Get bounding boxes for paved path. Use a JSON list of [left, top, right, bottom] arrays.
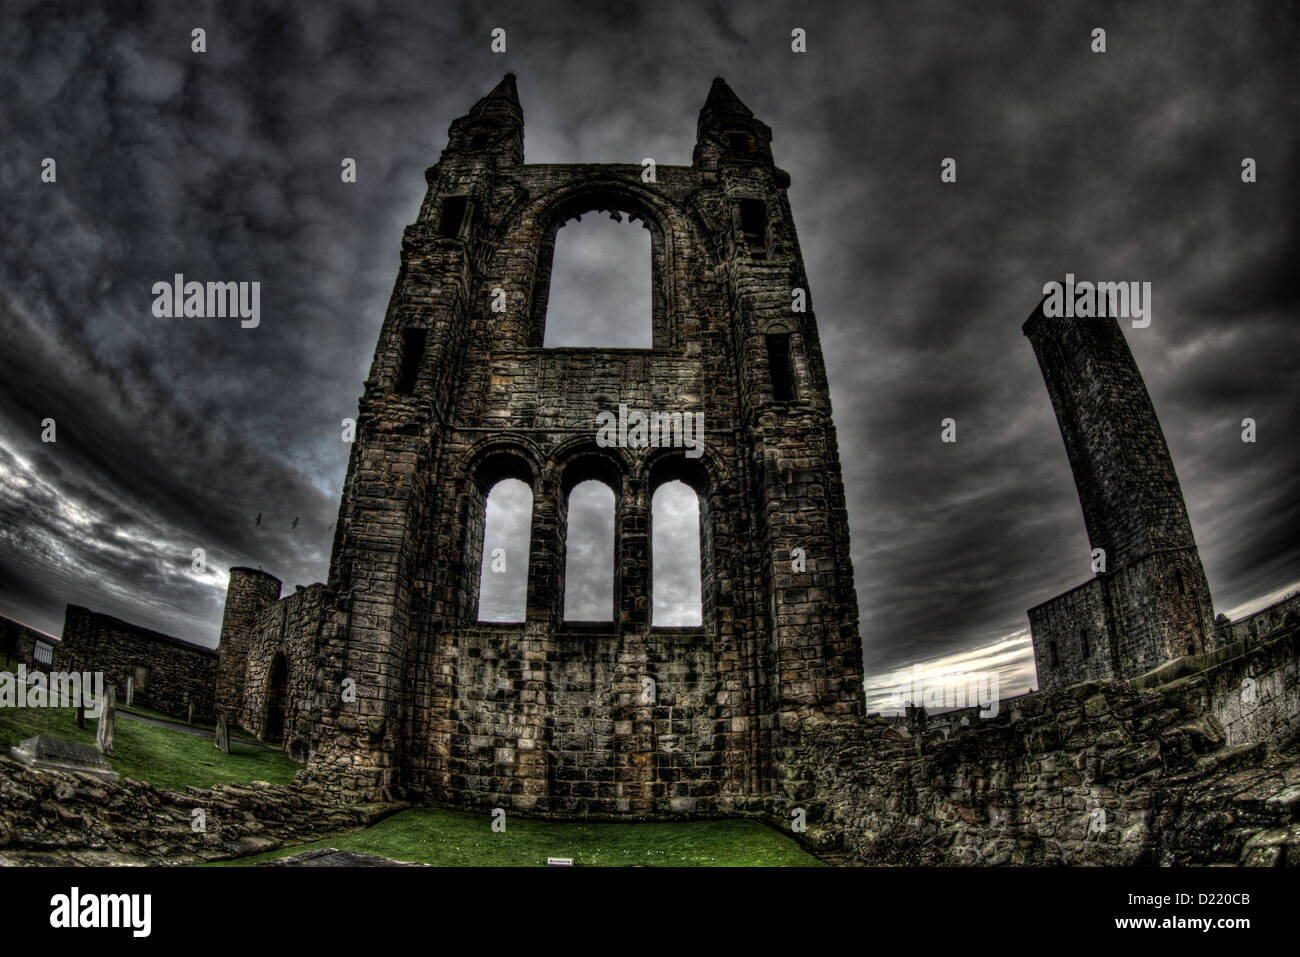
[[116, 709, 277, 750]]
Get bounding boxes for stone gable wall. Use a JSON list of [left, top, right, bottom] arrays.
[[56, 606, 217, 721]]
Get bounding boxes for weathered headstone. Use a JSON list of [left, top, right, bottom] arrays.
[[215, 715, 229, 753], [125, 676, 134, 707], [187, 702, 195, 725], [95, 685, 116, 756], [10, 735, 119, 783]]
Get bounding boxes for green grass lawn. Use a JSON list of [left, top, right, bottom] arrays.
[[115, 702, 259, 741], [3, 661, 820, 867], [215, 804, 823, 867], [0, 696, 299, 792]]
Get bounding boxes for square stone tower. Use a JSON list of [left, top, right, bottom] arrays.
[[1024, 300, 1217, 692], [300, 75, 865, 811]]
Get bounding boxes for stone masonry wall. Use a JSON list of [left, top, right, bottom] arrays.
[[0, 754, 391, 866], [1219, 591, 1300, 644], [301, 76, 866, 808], [408, 625, 726, 815], [215, 568, 283, 725], [782, 623, 1300, 866], [57, 606, 217, 721], [1023, 302, 1218, 687], [1028, 578, 1114, 692], [239, 583, 323, 755]]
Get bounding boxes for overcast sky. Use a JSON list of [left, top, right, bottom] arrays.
[[1, 0, 1296, 713]]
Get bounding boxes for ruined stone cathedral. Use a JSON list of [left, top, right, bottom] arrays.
[[214, 74, 866, 811]]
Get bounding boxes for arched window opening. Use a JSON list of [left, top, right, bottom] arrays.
[[543, 213, 652, 348], [652, 481, 702, 626], [563, 480, 616, 621], [476, 478, 532, 622]]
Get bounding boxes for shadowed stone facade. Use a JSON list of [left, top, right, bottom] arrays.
[[1023, 301, 1219, 692], [217, 74, 865, 810], [57, 606, 217, 721], [215, 570, 320, 755]]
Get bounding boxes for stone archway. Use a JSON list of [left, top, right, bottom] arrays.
[[264, 651, 288, 744]]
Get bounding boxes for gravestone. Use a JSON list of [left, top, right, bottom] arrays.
[[187, 702, 195, 725], [215, 716, 229, 753], [95, 685, 116, 756], [76, 705, 85, 730], [125, 676, 134, 707], [11, 735, 119, 783]]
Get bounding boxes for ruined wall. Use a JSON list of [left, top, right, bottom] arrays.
[[409, 625, 727, 815], [1028, 578, 1114, 692], [238, 583, 323, 755], [215, 568, 283, 724], [302, 75, 866, 807], [56, 606, 217, 720], [1107, 550, 1217, 669], [787, 623, 1300, 866], [1218, 591, 1300, 644], [0, 754, 388, 866], [1023, 302, 1218, 688]]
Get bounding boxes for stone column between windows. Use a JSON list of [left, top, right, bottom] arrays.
[[619, 475, 650, 631]]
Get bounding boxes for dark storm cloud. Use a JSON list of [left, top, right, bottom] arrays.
[[0, 1, 1295, 702]]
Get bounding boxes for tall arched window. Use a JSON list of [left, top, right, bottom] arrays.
[[563, 480, 616, 621], [542, 213, 652, 348], [652, 480, 702, 626], [476, 478, 532, 622]]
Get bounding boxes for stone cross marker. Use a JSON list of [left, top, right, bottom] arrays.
[[215, 715, 230, 754], [187, 702, 195, 725], [125, 676, 134, 707], [95, 685, 116, 756]]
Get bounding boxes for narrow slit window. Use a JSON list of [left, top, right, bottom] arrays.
[[1049, 640, 1059, 668], [396, 328, 427, 394], [440, 196, 468, 239], [1079, 627, 1089, 657], [766, 334, 795, 401], [1175, 569, 1185, 595], [739, 199, 768, 259]]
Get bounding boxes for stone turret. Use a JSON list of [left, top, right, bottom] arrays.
[[215, 567, 281, 721]]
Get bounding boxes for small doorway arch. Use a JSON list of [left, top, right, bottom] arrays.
[[264, 652, 289, 744]]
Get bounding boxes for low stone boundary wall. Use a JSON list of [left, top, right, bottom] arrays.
[[0, 756, 396, 866], [777, 625, 1300, 865]]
